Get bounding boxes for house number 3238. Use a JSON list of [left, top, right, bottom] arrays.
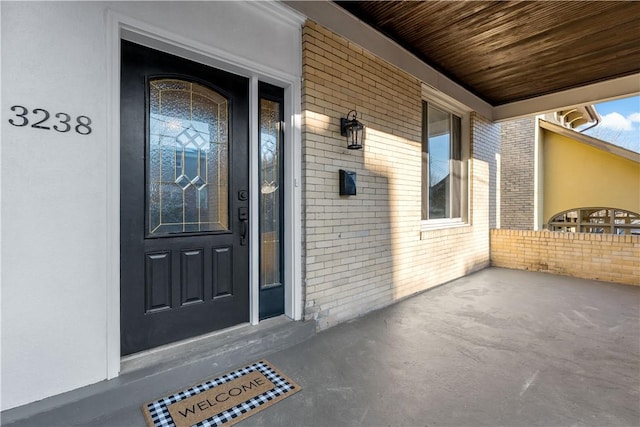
[[8, 105, 92, 135]]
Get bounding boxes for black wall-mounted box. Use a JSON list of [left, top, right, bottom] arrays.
[[339, 169, 357, 196]]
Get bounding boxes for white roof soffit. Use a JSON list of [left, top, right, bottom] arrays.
[[494, 75, 640, 122], [282, 1, 640, 122]]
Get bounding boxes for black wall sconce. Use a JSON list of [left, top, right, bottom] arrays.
[[340, 110, 364, 150]]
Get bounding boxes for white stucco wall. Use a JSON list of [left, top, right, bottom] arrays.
[[1, 1, 302, 410]]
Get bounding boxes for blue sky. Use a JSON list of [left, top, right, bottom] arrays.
[[582, 95, 640, 153]]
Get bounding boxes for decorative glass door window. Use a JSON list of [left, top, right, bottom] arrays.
[[259, 97, 283, 289], [147, 79, 229, 235]]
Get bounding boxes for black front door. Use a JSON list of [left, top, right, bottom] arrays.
[[120, 40, 249, 356]]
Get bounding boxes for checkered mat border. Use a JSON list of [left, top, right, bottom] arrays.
[[142, 360, 300, 427]]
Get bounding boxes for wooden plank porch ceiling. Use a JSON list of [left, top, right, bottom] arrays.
[[335, 1, 640, 106]]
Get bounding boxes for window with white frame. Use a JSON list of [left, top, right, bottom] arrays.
[[421, 100, 468, 226]]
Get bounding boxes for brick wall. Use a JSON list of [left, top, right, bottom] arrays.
[[500, 117, 536, 229], [302, 20, 500, 330], [491, 229, 640, 286], [472, 113, 501, 229]]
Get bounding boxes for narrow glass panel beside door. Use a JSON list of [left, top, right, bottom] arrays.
[[259, 98, 282, 288], [258, 82, 285, 319]]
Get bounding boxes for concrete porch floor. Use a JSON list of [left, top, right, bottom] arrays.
[[3, 267, 639, 426]]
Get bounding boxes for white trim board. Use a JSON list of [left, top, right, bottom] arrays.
[[495, 75, 640, 122]]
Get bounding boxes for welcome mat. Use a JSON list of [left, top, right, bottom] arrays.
[[142, 360, 301, 427]]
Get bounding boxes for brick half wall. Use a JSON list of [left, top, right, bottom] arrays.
[[490, 229, 640, 285]]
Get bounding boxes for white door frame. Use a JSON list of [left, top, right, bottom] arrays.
[[106, 7, 303, 379]]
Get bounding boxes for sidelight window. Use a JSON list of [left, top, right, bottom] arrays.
[[259, 92, 284, 289]]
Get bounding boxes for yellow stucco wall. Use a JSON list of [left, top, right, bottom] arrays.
[[542, 129, 640, 224]]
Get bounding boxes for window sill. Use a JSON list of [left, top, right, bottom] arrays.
[[420, 219, 468, 232], [420, 220, 471, 240]]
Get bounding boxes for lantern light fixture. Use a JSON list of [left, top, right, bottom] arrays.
[[340, 109, 364, 150]]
